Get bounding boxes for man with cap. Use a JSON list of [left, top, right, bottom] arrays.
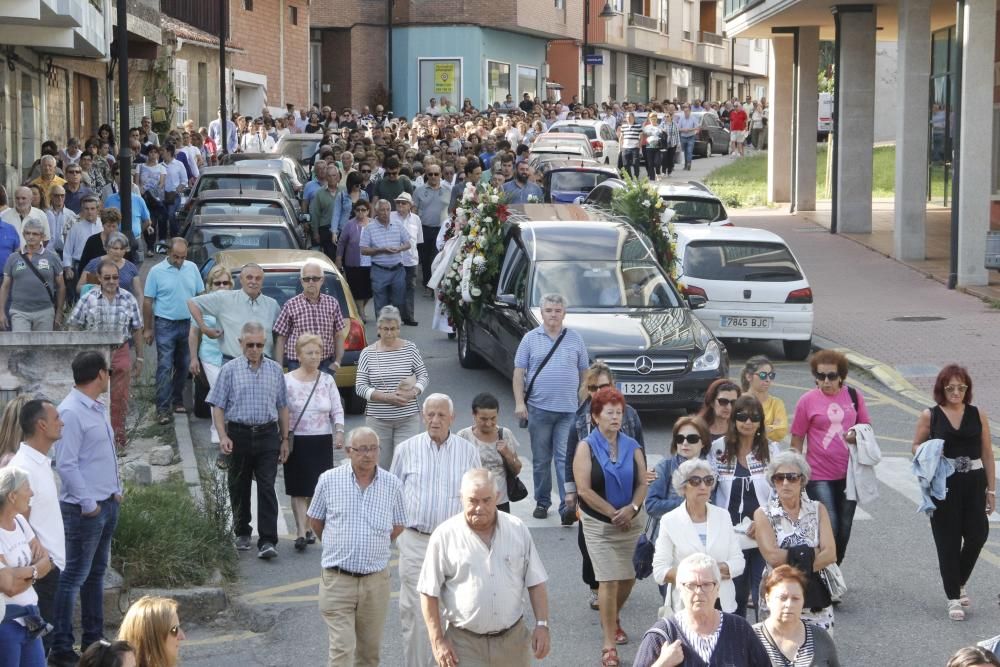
[[390, 193, 423, 327]]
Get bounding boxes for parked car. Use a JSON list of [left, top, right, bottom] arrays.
[[219, 153, 309, 191], [273, 133, 324, 167], [545, 120, 621, 166], [528, 132, 595, 160], [183, 165, 302, 218], [818, 92, 834, 140], [540, 160, 619, 203], [197, 249, 368, 413], [585, 179, 732, 227], [185, 215, 305, 268], [179, 189, 308, 235], [690, 111, 731, 157], [457, 209, 728, 411], [674, 226, 814, 360]]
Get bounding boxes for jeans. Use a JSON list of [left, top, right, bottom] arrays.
[[806, 479, 857, 565], [732, 547, 766, 620], [680, 136, 696, 166], [579, 520, 597, 590], [370, 264, 405, 318], [51, 498, 120, 657], [0, 620, 45, 667], [622, 148, 641, 179], [154, 317, 191, 415], [643, 146, 660, 180], [227, 422, 280, 547], [34, 566, 60, 655], [402, 265, 418, 322], [526, 405, 574, 513]]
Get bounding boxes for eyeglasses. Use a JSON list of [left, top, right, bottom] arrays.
[[360, 169, 372, 174], [349, 446, 379, 455], [735, 411, 763, 423], [814, 371, 840, 382], [673, 433, 702, 445], [945, 384, 969, 394], [715, 397, 734, 407], [772, 472, 803, 484], [301, 276, 323, 282], [755, 371, 777, 381], [684, 475, 715, 487], [244, 342, 265, 349], [680, 581, 717, 592], [212, 280, 231, 287], [587, 383, 612, 392]]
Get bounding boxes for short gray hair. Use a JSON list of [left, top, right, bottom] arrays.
[[766, 450, 811, 486], [105, 232, 130, 250], [374, 198, 392, 212], [461, 468, 499, 495], [240, 321, 265, 338], [0, 467, 30, 510], [377, 305, 402, 326], [40, 155, 56, 166], [542, 293, 567, 309], [299, 259, 325, 278], [347, 426, 379, 448], [22, 218, 46, 235], [423, 393, 454, 415], [676, 553, 722, 585], [672, 458, 715, 495]]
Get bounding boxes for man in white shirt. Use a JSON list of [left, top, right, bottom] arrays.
[[390, 394, 481, 667], [62, 195, 102, 290], [1, 186, 50, 245], [242, 119, 276, 153], [46, 186, 77, 257], [391, 193, 423, 327], [9, 398, 67, 655], [418, 469, 550, 667], [161, 145, 188, 235], [425, 98, 442, 116], [208, 111, 238, 154]]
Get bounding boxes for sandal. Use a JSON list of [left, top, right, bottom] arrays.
[[960, 586, 971, 607], [173, 405, 187, 414], [158, 414, 171, 426], [948, 599, 966, 621], [601, 647, 620, 667]]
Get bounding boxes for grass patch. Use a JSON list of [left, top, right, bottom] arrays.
[[112, 477, 237, 588]]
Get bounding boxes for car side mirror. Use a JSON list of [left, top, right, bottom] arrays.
[[573, 196, 585, 205], [687, 294, 707, 310], [299, 212, 311, 223], [497, 294, 518, 308]]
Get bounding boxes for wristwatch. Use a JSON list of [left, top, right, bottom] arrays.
[[631, 503, 640, 515], [536, 620, 548, 628], [30, 566, 37, 584]]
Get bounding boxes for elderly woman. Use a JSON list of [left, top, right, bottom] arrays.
[[565, 362, 646, 609], [711, 394, 780, 619], [0, 467, 54, 667], [641, 112, 662, 180], [356, 305, 429, 469], [457, 392, 522, 514], [572, 387, 647, 667], [753, 450, 837, 632], [911, 364, 994, 621], [284, 333, 346, 552], [336, 199, 372, 321], [117, 595, 185, 667], [0, 218, 65, 332], [654, 458, 745, 617], [189, 264, 232, 447], [634, 554, 769, 667], [699, 379, 741, 443], [752, 565, 840, 666], [80, 230, 141, 301], [791, 350, 870, 566], [741, 355, 788, 442]]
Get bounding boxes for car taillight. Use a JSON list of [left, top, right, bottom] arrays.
[[721, 222, 734, 227], [590, 140, 604, 154], [344, 319, 367, 351], [684, 285, 708, 299], [786, 287, 813, 304]]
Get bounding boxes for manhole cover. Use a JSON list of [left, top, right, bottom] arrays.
[[889, 316, 946, 322]]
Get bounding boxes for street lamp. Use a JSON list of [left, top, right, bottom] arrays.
[[583, 1, 618, 107]]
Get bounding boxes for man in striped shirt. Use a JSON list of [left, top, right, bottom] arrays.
[[390, 394, 481, 667]]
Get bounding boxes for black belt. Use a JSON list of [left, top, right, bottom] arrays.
[[456, 617, 523, 638], [408, 527, 432, 536], [155, 316, 191, 323], [227, 421, 277, 433], [326, 565, 380, 578], [372, 263, 402, 270]]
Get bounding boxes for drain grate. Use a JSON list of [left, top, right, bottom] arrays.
[[889, 316, 946, 322]]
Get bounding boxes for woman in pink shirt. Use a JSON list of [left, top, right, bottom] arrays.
[[790, 349, 870, 567]]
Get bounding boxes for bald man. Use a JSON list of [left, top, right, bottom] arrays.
[[0, 186, 50, 246]]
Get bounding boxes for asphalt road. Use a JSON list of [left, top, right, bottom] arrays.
[[174, 289, 1000, 667]]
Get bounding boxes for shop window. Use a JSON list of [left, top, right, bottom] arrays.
[[487, 61, 511, 106], [517, 66, 538, 101]]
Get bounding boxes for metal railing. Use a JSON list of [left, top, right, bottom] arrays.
[[682, 30, 692, 40], [628, 12, 659, 31], [699, 31, 724, 46]]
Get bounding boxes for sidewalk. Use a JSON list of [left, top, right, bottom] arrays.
[[734, 208, 1000, 420]]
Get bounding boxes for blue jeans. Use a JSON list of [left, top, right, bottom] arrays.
[[622, 148, 641, 179], [0, 619, 45, 667], [51, 499, 120, 657], [680, 136, 696, 165], [526, 405, 574, 513], [733, 547, 766, 620], [154, 317, 191, 415], [806, 479, 856, 565], [370, 264, 405, 317]]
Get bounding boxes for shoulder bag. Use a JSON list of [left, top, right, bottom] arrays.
[[288, 373, 322, 456], [17, 252, 56, 306], [500, 427, 529, 502], [632, 516, 657, 579], [519, 329, 567, 428]]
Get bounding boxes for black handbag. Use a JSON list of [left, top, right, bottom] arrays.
[[632, 517, 656, 579], [500, 427, 528, 502]]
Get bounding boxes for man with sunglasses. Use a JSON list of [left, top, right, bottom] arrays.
[[61, 163, 93, 215], [273, 259, 347, 373], [413, 159, 452, 286]]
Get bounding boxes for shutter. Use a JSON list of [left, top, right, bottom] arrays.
[[628, 56, 649, 77]]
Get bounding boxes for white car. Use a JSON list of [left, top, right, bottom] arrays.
[[585, 179, 733, 227], [529, 132, 595, 160], [674, 226, 814, 360], [545, 120, 621, 167]]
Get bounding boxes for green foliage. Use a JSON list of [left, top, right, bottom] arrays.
[[610, 171, 680, 287]]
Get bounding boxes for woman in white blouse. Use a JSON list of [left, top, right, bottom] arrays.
[[653, 458, 745, 615], [284, 334, 345, 552]]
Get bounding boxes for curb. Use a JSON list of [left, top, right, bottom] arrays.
[[173, 412, 204, 504]]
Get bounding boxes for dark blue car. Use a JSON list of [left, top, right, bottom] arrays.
[[540, 160, 620, 204]]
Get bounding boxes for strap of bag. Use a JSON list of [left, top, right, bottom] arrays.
[[18, 252, 55, 305], [847, 385, 859, 413], [524, 329, 567, 402], [500, 427, 517, 475], [291, 373, 322, 435]]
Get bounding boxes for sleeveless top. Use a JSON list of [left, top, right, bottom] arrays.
[[580, 446, 641, 524], [930, 405, 982, 459]]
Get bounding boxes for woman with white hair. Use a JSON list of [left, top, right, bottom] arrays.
[[633, 553, 769, 667], [753, 450, 837, 632], [0, 466, 54, 667], [653, 458, 745, 616]]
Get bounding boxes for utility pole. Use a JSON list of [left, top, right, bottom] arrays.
[[116, 0, 134, 250], [219, 0, 229, 155]]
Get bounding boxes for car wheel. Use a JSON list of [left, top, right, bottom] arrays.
[[342, 389, 367, 415], [458, 320, 488, 369], [783, 338, 812, 361], [705, 140, 713, 156]]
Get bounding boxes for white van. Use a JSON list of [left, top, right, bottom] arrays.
[[818, 92, 833, 139]]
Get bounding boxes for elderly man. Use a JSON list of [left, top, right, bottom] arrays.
[[513, 293, 589, 521], [273, 259, 346, 372], [308, 162, 338, 259], [391, 394, 481, 667], [62, 194, 102, 302], [29, 154, 66, 209], [189, 261, 279, 362], [391, 192, 422, 326], [419, 469, 550, 667], [361, 199, 410, 317], [46, 185, 77, 258], [308, 427, 407, 667], [208, 321, 290, 559], [0, 218, 65, 331], [144, 238, 204, 422], [1, 185, 50, 245], [412, 159, 450, 286], [502, 161, 544, 204], [303, 159, 328, 209], [66, 258, 144, 447], [61, 162, 94, 215]]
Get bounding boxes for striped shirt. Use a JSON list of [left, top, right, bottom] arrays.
[[359, 218, 411, 267], [619, 123, 643, 149], [272, 293, 347, 362], [390, 432, 481, 533], [207, 356, 288, 425], [677, 611, 723, 663], [307, 465, 407, 573], [356, 341, 429, 420], [753, 621, 816, 666], [514, 326, 589, 413]]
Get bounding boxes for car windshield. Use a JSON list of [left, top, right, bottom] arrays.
[[278, 139, 321, 161], [549, 171, 614, 192], [196, 175, 279, 193], [683, 241, 804, 281], [661, 197, 726, 223], [530, 260, 680, 308], [193, 201, 289, 219], [233, 270, 349, 314], [552, 125, 597, 139], [189, 227, 296, 263]]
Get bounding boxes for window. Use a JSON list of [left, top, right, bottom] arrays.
[[487, 61, 511, 106], [554, 0, 565, 7], [418, 59, 462, 113], [289, 5, 298, 25], [683, 241, 804, 282], [173, 59, 189, 126], [242, 0, 253, 10], [517, 65, 538, 102]]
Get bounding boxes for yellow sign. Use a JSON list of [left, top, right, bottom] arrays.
[[434, 63, 456, 94]]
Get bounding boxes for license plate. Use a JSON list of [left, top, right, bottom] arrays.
[[721, 316, 772, 329], [617, 381, 674, 395]]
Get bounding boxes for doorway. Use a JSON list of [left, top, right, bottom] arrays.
[[73, 73, 97, 141]]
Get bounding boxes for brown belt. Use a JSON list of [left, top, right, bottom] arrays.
[[455, 617, 523, 638]]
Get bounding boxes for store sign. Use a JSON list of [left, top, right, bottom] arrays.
[[584, 54, 604, 65], [435, 63, 455, 93]]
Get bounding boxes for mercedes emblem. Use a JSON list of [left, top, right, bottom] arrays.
[[634, 356, 654, 375]]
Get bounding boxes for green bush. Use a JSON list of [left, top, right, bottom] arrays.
[[112, 478, 237, 588]]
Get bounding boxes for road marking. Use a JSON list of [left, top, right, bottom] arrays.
[[182, 631, 260, 647], [243, 577, 321, 600]]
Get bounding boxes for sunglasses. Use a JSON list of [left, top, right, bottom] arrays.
[[945, 384, 969, 394], [244, 342, 265, 349], [814, 371, 840, 382], [360, 169, 372, 174], [587, 383, 612, 392], [684, 475, 716, 487], [673, 433, 702, 445], [212, 280, 231, 287], [100, 275, 120, 281], [772, 472, 802, 484], [301, 276, 323, 282], [715, 397, 735, 407], [755, 371, 777, 381], [735, 411, 763, 423]]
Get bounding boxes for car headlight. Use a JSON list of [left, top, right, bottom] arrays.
[[690, 318, 713, 348], [693, 339, 722, 372]]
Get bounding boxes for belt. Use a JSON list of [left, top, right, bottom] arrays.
[[155, 316, 191, 323], [408, 527, 432, 536], [326, 565, 380, 578], [947, 456, 984, 473], [456, 617, 523, 638], [227, 421, 278, 433], [372, 263, 402, 270]]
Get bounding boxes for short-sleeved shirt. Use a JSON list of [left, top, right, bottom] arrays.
[[207, 356, 287, 424], [360, 219, 411, 268], [514, 326, 589, 413], [192, 289, 280, 359], [66, 288, 143, 342], [84, 258, 139, 294], [163, 159, 188, 193], [502, 179, 544, 204], [3, 249, 62, 312], [791, 386, 870, 481], [104, 192, 151, 238], [372, 176, 414, 209], [0, 221, 22, 270], [144, 260, 204, 320], [0, 516, 38, 606], [137, 163, 165, 198], [272, 293, 346, 361], [412, 183, 452, 228], [729, 109, 748, 132]]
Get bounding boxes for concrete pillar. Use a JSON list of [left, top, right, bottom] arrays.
[[894, 0, 931, 261], [767, 35, 793, 204], [833, 6, 876, 233], [956, 0, 997, 286], [794, 27, 820, 212]]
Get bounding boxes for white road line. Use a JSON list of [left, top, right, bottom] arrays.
[[875, 456, 1000, 522]]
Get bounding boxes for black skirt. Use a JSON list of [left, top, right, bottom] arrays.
[[283, 433, 333, 497], [345, 265, 372, 300]]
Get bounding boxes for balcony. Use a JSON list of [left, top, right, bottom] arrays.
[[628, 12, 659, 31], [699, 30, 724, 46], [0, 0, 107, 58], [697, 41, 728, 67], [626, 12, 668, 53]]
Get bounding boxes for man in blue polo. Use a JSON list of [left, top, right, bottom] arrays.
[[360, 198, 411, 316], [512, 293, 588, 520]]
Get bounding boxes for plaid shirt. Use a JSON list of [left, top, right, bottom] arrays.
[[272, 293, 346, 361], [66, 288, 142, 343], [207, 356, 288, 425]]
